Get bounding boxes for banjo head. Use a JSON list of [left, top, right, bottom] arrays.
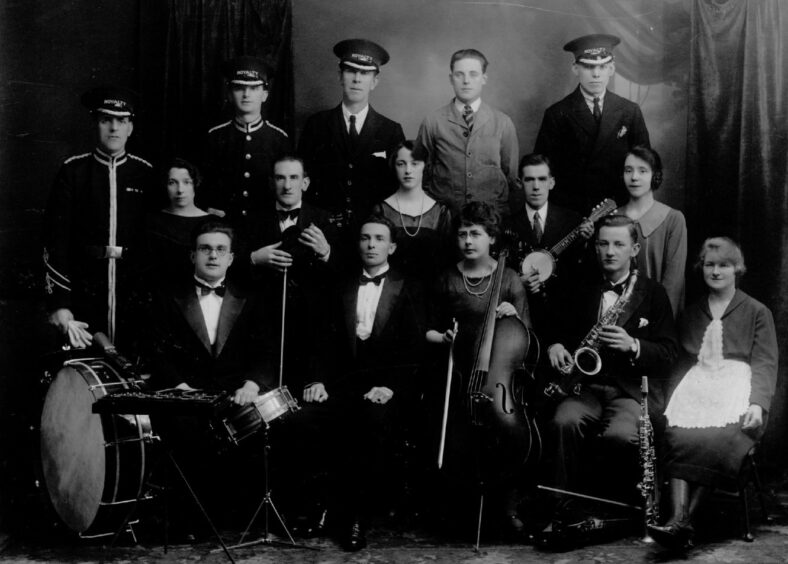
[[521, 250, 556, 282]]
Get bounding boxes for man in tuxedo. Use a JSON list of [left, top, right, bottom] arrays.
[[298, 39, 405, 239], [285, 215, 422, 551], [246, 154, 337, 391], [544, 215, 677, 516], [505, 153, 593, 334], [534, 34, 650, 214]]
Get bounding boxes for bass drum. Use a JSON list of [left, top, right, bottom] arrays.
[[39, 357, 152, 537]]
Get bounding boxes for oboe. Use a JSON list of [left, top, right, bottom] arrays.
[[637, 375, 659, 542]]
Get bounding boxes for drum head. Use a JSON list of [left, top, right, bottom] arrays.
[[40, 365, 105, 533]]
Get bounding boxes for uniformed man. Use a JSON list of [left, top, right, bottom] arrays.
[[202, 56, 290, 229], [298, 39, 405, 243], [414, 48, 519, 218], [44, 86, 154, 349], [534, 34, 650, 215]]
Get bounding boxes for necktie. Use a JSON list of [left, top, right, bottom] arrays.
[[592, 97, 601, 123], [532, 211, 543, 244], [462, 104, 474, 130], [349, 114, 359, 149], [277, 208, 300, 222], [359, 272, 386, 286], [602, 281, 624, 295], [196, 281, 226, 297]]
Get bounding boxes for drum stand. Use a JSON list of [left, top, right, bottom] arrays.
[[217, 425, 317, 552]]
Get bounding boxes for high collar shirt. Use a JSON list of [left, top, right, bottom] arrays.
[[356, 264, 390, 341], [195, 275, 225, 345], [342, 103, 370, 134]]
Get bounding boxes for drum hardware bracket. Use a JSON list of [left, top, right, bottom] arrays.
[[79, 519, 139, 541]]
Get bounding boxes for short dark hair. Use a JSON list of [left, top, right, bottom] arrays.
[[595, 214, 638, 245], [192, 220, 235, 251], [450, 49, 489, 73], [360, 214, 397, 245], [454, 201, 500, 239], [163, 157, 202, 190], [272, 153, 308, 177], [625, 145, 663, 190], [695, 236, 746, 277], [518, 153, 553, 178], [388, 139, 427, 172]]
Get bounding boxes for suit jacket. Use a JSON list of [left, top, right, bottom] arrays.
[[415, 101, 519, 218], [327, 268, 423, 397], [551, 273, 678, 412], [298, 105, 404, 229], [534, 87, 650, 214], [150, 280, 276, 393]]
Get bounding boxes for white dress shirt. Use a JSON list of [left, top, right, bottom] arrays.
[[525, 202, 548, 232], [454, 97, 482, 115], [342, 103, 370, 134], [581, 89, 606, 115], [356, 265, 389, 341], [600, 271, 630, 316], [275, 201, 302, 232], [195, 275, 225, 345]]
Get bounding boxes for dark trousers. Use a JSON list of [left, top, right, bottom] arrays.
[[546, 382, 640, 496]]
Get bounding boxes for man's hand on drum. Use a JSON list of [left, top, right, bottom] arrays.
[[48, 308, 92, 348], [364, 386, 393, 405], [303, 382, 328, 403], [233, 380, 260, 405]]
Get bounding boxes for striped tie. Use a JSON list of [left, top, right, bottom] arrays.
[[463, 104, 474, 130]]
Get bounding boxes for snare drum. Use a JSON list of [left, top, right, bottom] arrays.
[[212, 400, 263, 446], [254, 386, 299, 426], [39, 357, 152, 537]]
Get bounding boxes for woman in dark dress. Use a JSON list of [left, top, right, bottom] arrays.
[[147, 158, 211, 286], [426, 201, 531, 534], [649, 237, 778, 549], [372, 140, 453, 286]]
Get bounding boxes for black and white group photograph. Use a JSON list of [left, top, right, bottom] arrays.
[[1, 0, 788, 562]]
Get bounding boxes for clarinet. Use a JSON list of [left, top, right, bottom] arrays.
[[637, 376, 659, 540]]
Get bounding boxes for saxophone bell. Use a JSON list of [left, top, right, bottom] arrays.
[[574, 346, 602, 376]]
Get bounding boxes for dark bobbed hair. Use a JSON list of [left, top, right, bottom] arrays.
[[450, 48, 489, 73], [360, 213, 398, 245], [625, 145, 663, 190], [272, 153, 309, 177], [694, 236, 747, 277], [388, 140, 427, 172], [454, 201, 501, 239], [518, 153, 553, 178], [595, 214, 638, 245], [164, 157, 202, 190], [191, 220, 235, 251]]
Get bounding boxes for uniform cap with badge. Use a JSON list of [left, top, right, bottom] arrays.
[[81, 86, 139, 118], [564, 34, 620, 66], [333, 38, 390, 72], [222, 56, 272, 88]]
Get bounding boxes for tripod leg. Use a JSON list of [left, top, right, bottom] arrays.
[[474, 493, 484, 552], [267, 494, 297, 544], [168, 451, 236, 564]]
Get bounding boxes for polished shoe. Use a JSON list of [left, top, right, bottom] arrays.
[[647, 522, 695, 551], [343, 520, 367, 551]]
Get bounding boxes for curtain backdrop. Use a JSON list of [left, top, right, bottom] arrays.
[[145, 0, 294, 163], [685, 0, 788, 467]]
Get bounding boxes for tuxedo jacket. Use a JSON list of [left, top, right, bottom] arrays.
[[534, 87, 650, 214], [551, 274, 678, 411], [150, 280, 276, 393], [298, 105, 404, 228], [327, 268, 423, 398]]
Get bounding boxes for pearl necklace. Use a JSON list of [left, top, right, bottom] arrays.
[[461, 267, 493, 298], [395, 192, 425, 238]]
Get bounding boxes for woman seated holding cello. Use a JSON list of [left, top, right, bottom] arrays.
[[426, 201, 535, 536]]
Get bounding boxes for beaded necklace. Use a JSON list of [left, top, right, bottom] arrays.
[[395, 192, 425, 238]]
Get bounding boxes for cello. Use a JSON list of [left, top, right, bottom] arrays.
[[438, 249, 541, 545]]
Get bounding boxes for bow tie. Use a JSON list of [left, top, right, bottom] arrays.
[[277, 208, 300, 222], [359, 273, 386, 286], [196, 281, 226, 297], [602, 281, 625, 295]]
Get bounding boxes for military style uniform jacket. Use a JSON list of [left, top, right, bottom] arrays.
[[415, 101, 519, 218], [534, 87, 650, 214], [43, 148, 154, 343], [298, 104, 404, 231], [202, 116, 290, 223]]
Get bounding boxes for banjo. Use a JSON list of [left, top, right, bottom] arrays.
[[520, 199, 617, 282]]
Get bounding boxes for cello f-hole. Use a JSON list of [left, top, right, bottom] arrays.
[[496, 382, 514, 414]]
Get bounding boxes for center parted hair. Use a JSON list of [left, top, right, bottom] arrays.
[[625, 145, 663, 190], [163, 157, 203, 189], [191, 220, 235, 251], [454, 201, 501, 239], [360, 213, 398, 245], [596, 214, 638, 245], [450, 48, 489, 73], [388, 139, 427, 172]]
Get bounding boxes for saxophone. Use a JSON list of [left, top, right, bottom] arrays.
[[638, 376, 660, 535], [544, 269, 638, 399]]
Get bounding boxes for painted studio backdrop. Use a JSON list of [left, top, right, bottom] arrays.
[[1, 0, 787, 528]]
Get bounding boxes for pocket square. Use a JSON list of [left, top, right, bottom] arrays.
[[372, 151, 386, 158], [638, 317, 649, 328], [617, 126, 628, 139]]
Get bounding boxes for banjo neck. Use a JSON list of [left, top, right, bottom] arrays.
[[545, 198, 617, 257]]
